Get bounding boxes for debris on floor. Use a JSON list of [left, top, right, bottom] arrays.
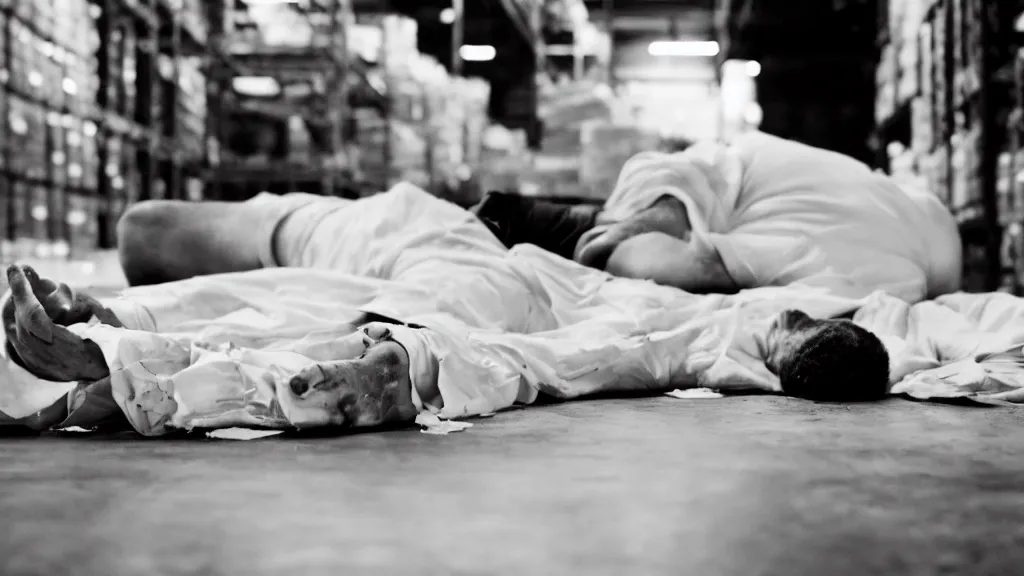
[[205, 428, 285, 441], [416, 412, 473, 435], [664, 388, 724, 400]]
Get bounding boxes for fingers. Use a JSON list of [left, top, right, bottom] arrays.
[[4, 264, 112, 383], [7, 265, 54, 343], [21, 265, 89, 325], [574, 226, 620, 270]]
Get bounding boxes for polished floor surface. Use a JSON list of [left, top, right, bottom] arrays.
[[1, 396, 1022, 575]]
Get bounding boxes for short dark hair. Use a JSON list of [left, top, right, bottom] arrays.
[[779, 321, 890, 402]]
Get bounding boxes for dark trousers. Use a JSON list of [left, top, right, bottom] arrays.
[[470, 191, 603, 261]]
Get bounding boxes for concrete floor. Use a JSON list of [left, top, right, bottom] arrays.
[[1, 396, 1023, 575]]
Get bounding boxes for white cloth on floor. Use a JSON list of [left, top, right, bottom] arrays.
[[601, 131, 962, 302]]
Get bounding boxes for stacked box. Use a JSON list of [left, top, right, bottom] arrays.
[[65, 116, 86, 189], [1000, 221, 1023, 292], [6, 93, 47, 180], [8, 19, 43, 99], [66, 193, 99, 258], [896, 34, 920, 105], [911, 97, 933, 156], [0, 12, 6, 85], [876, 44, 897, 123], [0, 14, 6, 174], [924, 144, 952, 206], [932, 1, 949, 144], [176, 56, 207, 163], [119, 24, 138, 121], [961, 0, 982, 99], [9, 179, 30, 255], [13, 183, 51, 258], [1014, 146, 1024, 219], [0, 177, 9, 250], [54, 0, 100, 56], [44, 110, 66, 188], [379, 15, 418, 76], [949, 126, 983, 210], [949, 132, 969, 209], [181, 0, 209, 45], [950, 0, 964, 110], [918, 21, 934, 148], [48, 184, 67, 246], [998, 151, 1014, 220]]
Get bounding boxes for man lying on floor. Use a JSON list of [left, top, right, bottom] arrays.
[[117, 132, 960, 303], [0, 132, 962, 435]]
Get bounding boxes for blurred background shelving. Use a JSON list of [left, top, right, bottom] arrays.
[[872, 0, 1024, 292]]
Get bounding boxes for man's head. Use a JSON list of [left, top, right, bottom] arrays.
[[765, 309, 890, 402]]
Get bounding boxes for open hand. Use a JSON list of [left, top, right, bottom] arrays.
[[2, 265, 115, 382]]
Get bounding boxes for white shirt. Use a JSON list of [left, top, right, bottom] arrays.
[[603, 131, 963, 303]]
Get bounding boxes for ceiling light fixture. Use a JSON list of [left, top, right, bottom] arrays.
[[460, 45, 496, 62], [648, 40, 720, 57], [232, 76, 283, 97], [440, 7, 455, 24]]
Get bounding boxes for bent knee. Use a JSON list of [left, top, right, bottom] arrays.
[[116, 201, 190, 285], [117, 201, 181, 246]]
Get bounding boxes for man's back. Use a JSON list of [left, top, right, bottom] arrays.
[[604, 131, 962, 302], [729, 132, 962, 299]]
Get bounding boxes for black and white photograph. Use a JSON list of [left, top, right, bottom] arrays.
[[1, 0, 1023, 573]]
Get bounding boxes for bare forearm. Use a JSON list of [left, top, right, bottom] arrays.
[[605, 232, 739, 294]]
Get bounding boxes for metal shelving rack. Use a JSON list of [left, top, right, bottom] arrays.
[[1, 0, 215, 256], [204, 0, 355, 200], [873, 0, 1020, 292], [998, 1, 1024, 291]]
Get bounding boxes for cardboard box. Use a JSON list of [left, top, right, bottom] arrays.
[[897, 40, 920, 103], [0, 177, 10, 248], [6, 93, 47, 180], [45, 110, 67, 187], [876, 44, 897, 123], [67, 192, 100, 257], [931, 4, 949, 144], [0, 12, 7, 84], [911, 97, 933, 156]]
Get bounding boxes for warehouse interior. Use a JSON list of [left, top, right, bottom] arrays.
[[4, 0, 1024, 574]]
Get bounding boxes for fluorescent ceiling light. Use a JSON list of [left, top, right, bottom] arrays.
[[440, 7, 455, 24], [232, 76, 282, 97], [460, 45, 496, 62], [648, 40, 720, 57], [745, 60, 761, 77]]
